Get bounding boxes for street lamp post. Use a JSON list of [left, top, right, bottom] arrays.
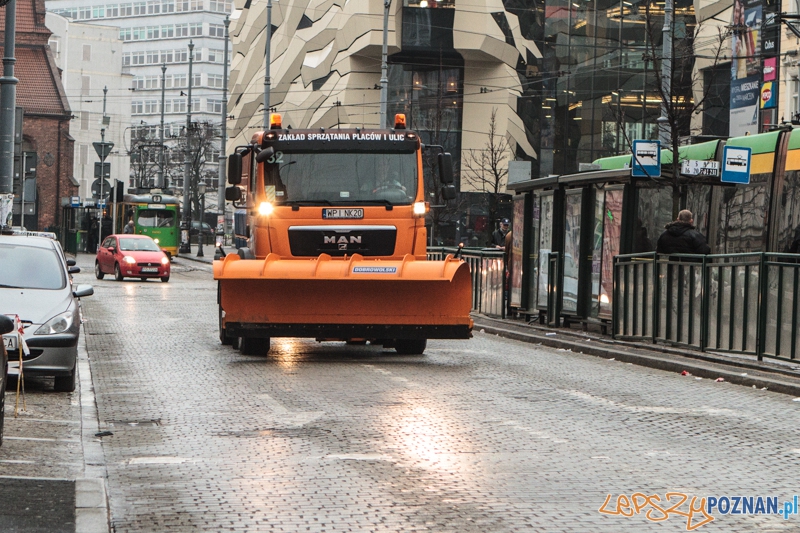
[[196, 181, 206, 257], [159, 63, 167, 189], [215, 15, 230, 260], [180, 40, 194, 255], [263, 0, 273, 130], [380, 0, 391, 128]]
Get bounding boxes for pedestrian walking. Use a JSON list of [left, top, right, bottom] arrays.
[[491, 218, 510, 247], [656, 209, 710, 256], [123, 219, 135, 234], [100, 214, 113, 242], [86, 217, 98, 253]]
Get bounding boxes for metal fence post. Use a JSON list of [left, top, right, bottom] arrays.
[[757, 252, 768, 360], [700, 255, 708, 352]]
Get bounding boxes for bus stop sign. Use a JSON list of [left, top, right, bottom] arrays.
[[721, 146, 752, 184], [631, 140, 661, 178]]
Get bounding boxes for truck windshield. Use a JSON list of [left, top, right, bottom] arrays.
[[264, 152, 417, 205]]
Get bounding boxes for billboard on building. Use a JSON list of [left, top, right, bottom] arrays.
[[730, 0, 762, 136]]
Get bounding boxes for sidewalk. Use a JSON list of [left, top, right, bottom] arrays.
[[186, 245, 800, 396]]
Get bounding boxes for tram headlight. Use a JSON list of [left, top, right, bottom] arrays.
[[153, 238, 160, 244], [258, 201, 274, 216]]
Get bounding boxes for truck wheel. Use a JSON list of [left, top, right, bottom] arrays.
[[395, 339, 426, 355], [240, 336, 270, 356], [219, 306, 233, 345]]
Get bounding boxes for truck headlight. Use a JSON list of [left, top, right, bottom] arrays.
[[123, 255, 136, 264], [34, 311, 74, 335], [413, 202, 427, 216], [259, 202, 274, 216]]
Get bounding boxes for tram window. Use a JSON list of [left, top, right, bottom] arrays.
[[138, 209, 175, 228], [777, 170, 800, 252]]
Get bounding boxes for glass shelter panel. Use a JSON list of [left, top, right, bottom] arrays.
[[600, 188, 623, 316], [563, 191, 582, 313], [538, 194, 555, 309]]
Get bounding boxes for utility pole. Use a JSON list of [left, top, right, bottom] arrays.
[[180, 40, 194, 254], [93, 87, 114, 239], [262, 0, 273, 130], [658, 0, 672, 148], [380, 0, 390, 128], [215, 15, 230, 258], [159, 63, 166, 189], [0, 0, 18, 229]]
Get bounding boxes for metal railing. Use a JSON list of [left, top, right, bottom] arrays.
[[547, 252, 562, 326], [427, 247, 505, 318], [614, 252, 800, 362]]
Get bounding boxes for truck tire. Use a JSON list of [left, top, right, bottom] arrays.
[[219, 306, 233, 345], [240, 336, 270, 356], [395, 339, 426, 355]]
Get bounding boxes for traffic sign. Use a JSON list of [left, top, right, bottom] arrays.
[[721, 146, 752, 184], [681, 159, 720, 177], [631, 140, 661, 178], [91, 179, 111, 199], [70, 196, 81, 207], [93, 141, 114, 160], [94, 162, 110, 179]]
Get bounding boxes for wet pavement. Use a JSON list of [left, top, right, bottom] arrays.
[[4, 250, 800, 532]]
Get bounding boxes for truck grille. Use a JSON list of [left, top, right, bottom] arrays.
[[288, 225, 396, 257]]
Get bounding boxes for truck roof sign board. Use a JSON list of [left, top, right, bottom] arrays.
[[721, 146, 752, 184], [631, 140, 661, 178]]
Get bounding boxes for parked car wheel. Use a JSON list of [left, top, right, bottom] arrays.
[[53, 365, 76, 393], [95, 262, 105, 280], [114, 263, 124, 281]]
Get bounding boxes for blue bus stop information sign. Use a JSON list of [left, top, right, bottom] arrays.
[[631, 140, 661, 178], [721, 146, 752, 184]]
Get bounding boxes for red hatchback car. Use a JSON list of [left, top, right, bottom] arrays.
[[95, 234, 171, 282]]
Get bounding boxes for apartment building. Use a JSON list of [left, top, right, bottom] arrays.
[[46, 0, 232, 194]]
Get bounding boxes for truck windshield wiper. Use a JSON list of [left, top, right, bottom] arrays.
[[284, 200, 333, 206]]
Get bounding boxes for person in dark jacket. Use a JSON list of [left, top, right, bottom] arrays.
[[100, 214, 113, 242], [656, 209, 711, 255], [491, 219, 510, 247]]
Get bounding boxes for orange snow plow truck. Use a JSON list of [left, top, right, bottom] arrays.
[[215, 113, 473, 355]]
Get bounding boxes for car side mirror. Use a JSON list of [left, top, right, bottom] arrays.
[[66, 258, 76, 267], [0, 314, 13, 335], [73, 284, 94, 298], [68, 266, 81, 274]]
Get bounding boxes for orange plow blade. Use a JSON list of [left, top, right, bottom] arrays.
[[214, 253, 473, 340]]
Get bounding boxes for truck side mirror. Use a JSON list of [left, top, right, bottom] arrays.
[[438, 153, 454, 184], [441, 184, 456, 201], [228, 153, 242, 185], [0, 314, 13, 335], [255, 147, 275, 164], [225, 186, 242, 202]]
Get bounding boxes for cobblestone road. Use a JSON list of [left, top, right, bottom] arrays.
[[73, 253, 800, 533]]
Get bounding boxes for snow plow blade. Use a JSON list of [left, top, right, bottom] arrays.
[[215, 253, 473, 340]]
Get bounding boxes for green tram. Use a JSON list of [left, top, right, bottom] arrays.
[[116, 190, 181, 258], [506, 128, 800, 325]]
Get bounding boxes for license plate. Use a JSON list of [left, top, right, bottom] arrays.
[[322, 208, 363, 219], [3, 334, 17, 351], [141, 267, 158, 273]]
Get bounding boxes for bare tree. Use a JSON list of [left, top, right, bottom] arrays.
[[644, 5, 730, 217], [461, 108, 513, 245], [173, 121, 219, 222]]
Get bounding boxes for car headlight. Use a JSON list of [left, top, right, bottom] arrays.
[[34, 311, 74, 335], [161, 256, 169, 265], [123, 255, 136, 264]]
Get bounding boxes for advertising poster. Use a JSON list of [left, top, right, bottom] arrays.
[[510, 196, 525, 308], [730, 0, 761, 135], [760, 81, 776, 109]]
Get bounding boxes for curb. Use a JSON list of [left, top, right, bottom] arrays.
[[77, 330, 110, 533], [473, 317, 800, 397]]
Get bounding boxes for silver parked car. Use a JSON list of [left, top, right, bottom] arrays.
[[0, 233, 93, 392]]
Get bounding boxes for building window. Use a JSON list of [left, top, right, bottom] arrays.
[[208, 49, 224, 63], [132, 27, 146, 40], [78, 6, 92, 19], [146, 51, 160, 64], [207, 74, 223, 88], [175, 23, 188, 36], [107, 4, 119, 17], [131, 51, 145, 65], [206, 99, 223, 113], [133, 1, 147, 15], [189, 23, 203, 36], [162, 0, 175, 12], [80, 144, 88, 165], [161, 24, 174, 38], [147, 26, 160, 39], [132, 101, 144, 114], [81, 75, 91, 95], [147, 0, 161, 13], [81, 112, 90, 131], [192, 73, 201, 87], [208, 0, 230, 12], [119, 28, 132, 41], [175, 49, 188, 62], [132, 77, 145, 90], [120, 3, 133, 16], [161, 50, 174, 63], [144, 100, 159, 113], [92, 5, 105, 18], [82, 44, 91, 61], [208, 23, 224, 37]]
